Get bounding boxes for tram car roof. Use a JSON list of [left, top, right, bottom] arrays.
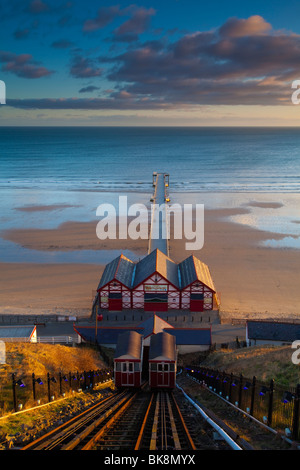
[[149, 331, 176, 362], [114, 330, 143, 361]]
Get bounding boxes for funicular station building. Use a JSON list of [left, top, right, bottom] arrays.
[[96, 248, 219, 315], [75, 248, 218, 382]]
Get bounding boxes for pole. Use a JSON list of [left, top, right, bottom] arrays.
[[59, 372, 62, 395], [292, 384, 300, 441], [238, 373, 243, 409], [47, 372, 51, 402], [95, 311, 98, 339], [32, 373, 36, 401], [229, 373, 233, 403], [268, 379, 274, 426], [250, 376, 256, 416], [12, 373, 17, 412]]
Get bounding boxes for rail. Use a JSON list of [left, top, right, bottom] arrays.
[[36, 335, 80, 344], [21, 389, 132, 451], [176, 384, 242, 450], [21, 383, 245, 451]]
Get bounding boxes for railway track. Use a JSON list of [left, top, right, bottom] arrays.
[[21, 389, 134, 451], [21, 385, 239, 451]]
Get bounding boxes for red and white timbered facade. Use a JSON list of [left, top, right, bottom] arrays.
[[96, 250, 217, 313], [99, 280, 132, 311], [181, 281, 214, 312], [132, 272, 180, 312]]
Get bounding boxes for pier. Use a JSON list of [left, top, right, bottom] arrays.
[[148, 172, 170, 256]]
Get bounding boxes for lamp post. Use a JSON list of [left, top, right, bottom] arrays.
[[12, 374, 25, 412], [32, 373, 43, 401]]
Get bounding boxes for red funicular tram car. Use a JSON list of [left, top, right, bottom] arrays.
[[149, 332, 176, 389], [114, 330, 143, 388]]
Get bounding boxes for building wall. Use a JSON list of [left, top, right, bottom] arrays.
[[99, 280, 131, 309], [132, 273, 180, 310], [181, 281, 214, 311]]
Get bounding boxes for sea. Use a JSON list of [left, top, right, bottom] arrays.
[[0, 126, 299, 262]]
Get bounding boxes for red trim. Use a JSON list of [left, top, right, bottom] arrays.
[[115, 358, 140, 362], [133, 271, 180, 292], [97, 278, 132, 293], [29, 326, 36, 341], [182, 277, 216, 294]]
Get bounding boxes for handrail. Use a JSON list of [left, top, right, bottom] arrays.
[[176, 383, 243, 450]]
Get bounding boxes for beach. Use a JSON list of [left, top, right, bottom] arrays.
[[0, 193, 299, 322], [0, 127, 299, 323]]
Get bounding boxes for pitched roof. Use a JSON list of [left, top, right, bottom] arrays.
[[97, 254, 135, 290], [247, 321, 300, 342], [179, 255, 216, 292], [0, 325, 36, 339], [137, 314, 173, 338], [97, 250, 216, 293], [74, 316, 212, 347], [114, 331, 143, 360], [132, 249, 180, 288], [149, 331, 176, 361]]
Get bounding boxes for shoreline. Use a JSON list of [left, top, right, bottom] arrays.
[[0, 201, 299, 319]]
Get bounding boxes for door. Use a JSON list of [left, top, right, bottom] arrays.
[[108, 292, 122, 311], [190, 293, 204, 312], [121, 362, 134, 386], [157, 363, 169, 387]]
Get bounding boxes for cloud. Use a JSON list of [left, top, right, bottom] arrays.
[[0, 50, 54, 78], [103, 16, 300, 106], [51, 39, 74, 49], [113, 7, 156, 42], [6, 97, 174, 110], [219, 15, 272, 38], [83, 5, 124, 32], [83, 4, 155, 41], [6, 15, 300, 107], [79, 85, 100, 93], [14, 28, 31, 40], [27, 0, 49, 14], [70, 55, 102, 78]]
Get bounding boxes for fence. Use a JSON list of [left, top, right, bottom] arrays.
[[36, 336, 80, 344], [186, 367, 300, 441], [0, 368, 113, 415]]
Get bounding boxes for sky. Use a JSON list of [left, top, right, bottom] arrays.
[[1, 0, 300, 126]]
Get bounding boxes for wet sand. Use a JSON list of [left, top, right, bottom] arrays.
[[1, 219, 148, 254], [170, 208, 300, 321], [0, 203, 299, 321]]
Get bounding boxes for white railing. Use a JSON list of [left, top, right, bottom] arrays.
[[36, 335, 80, 344]]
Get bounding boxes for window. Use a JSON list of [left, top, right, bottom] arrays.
[[116, 362, 121, 372], [164, 364, 169, 371], [150, 363, 156, 371], [128, 363, 133, 372], [158, 364, 163, 372], [122, 363, 127, 372]]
